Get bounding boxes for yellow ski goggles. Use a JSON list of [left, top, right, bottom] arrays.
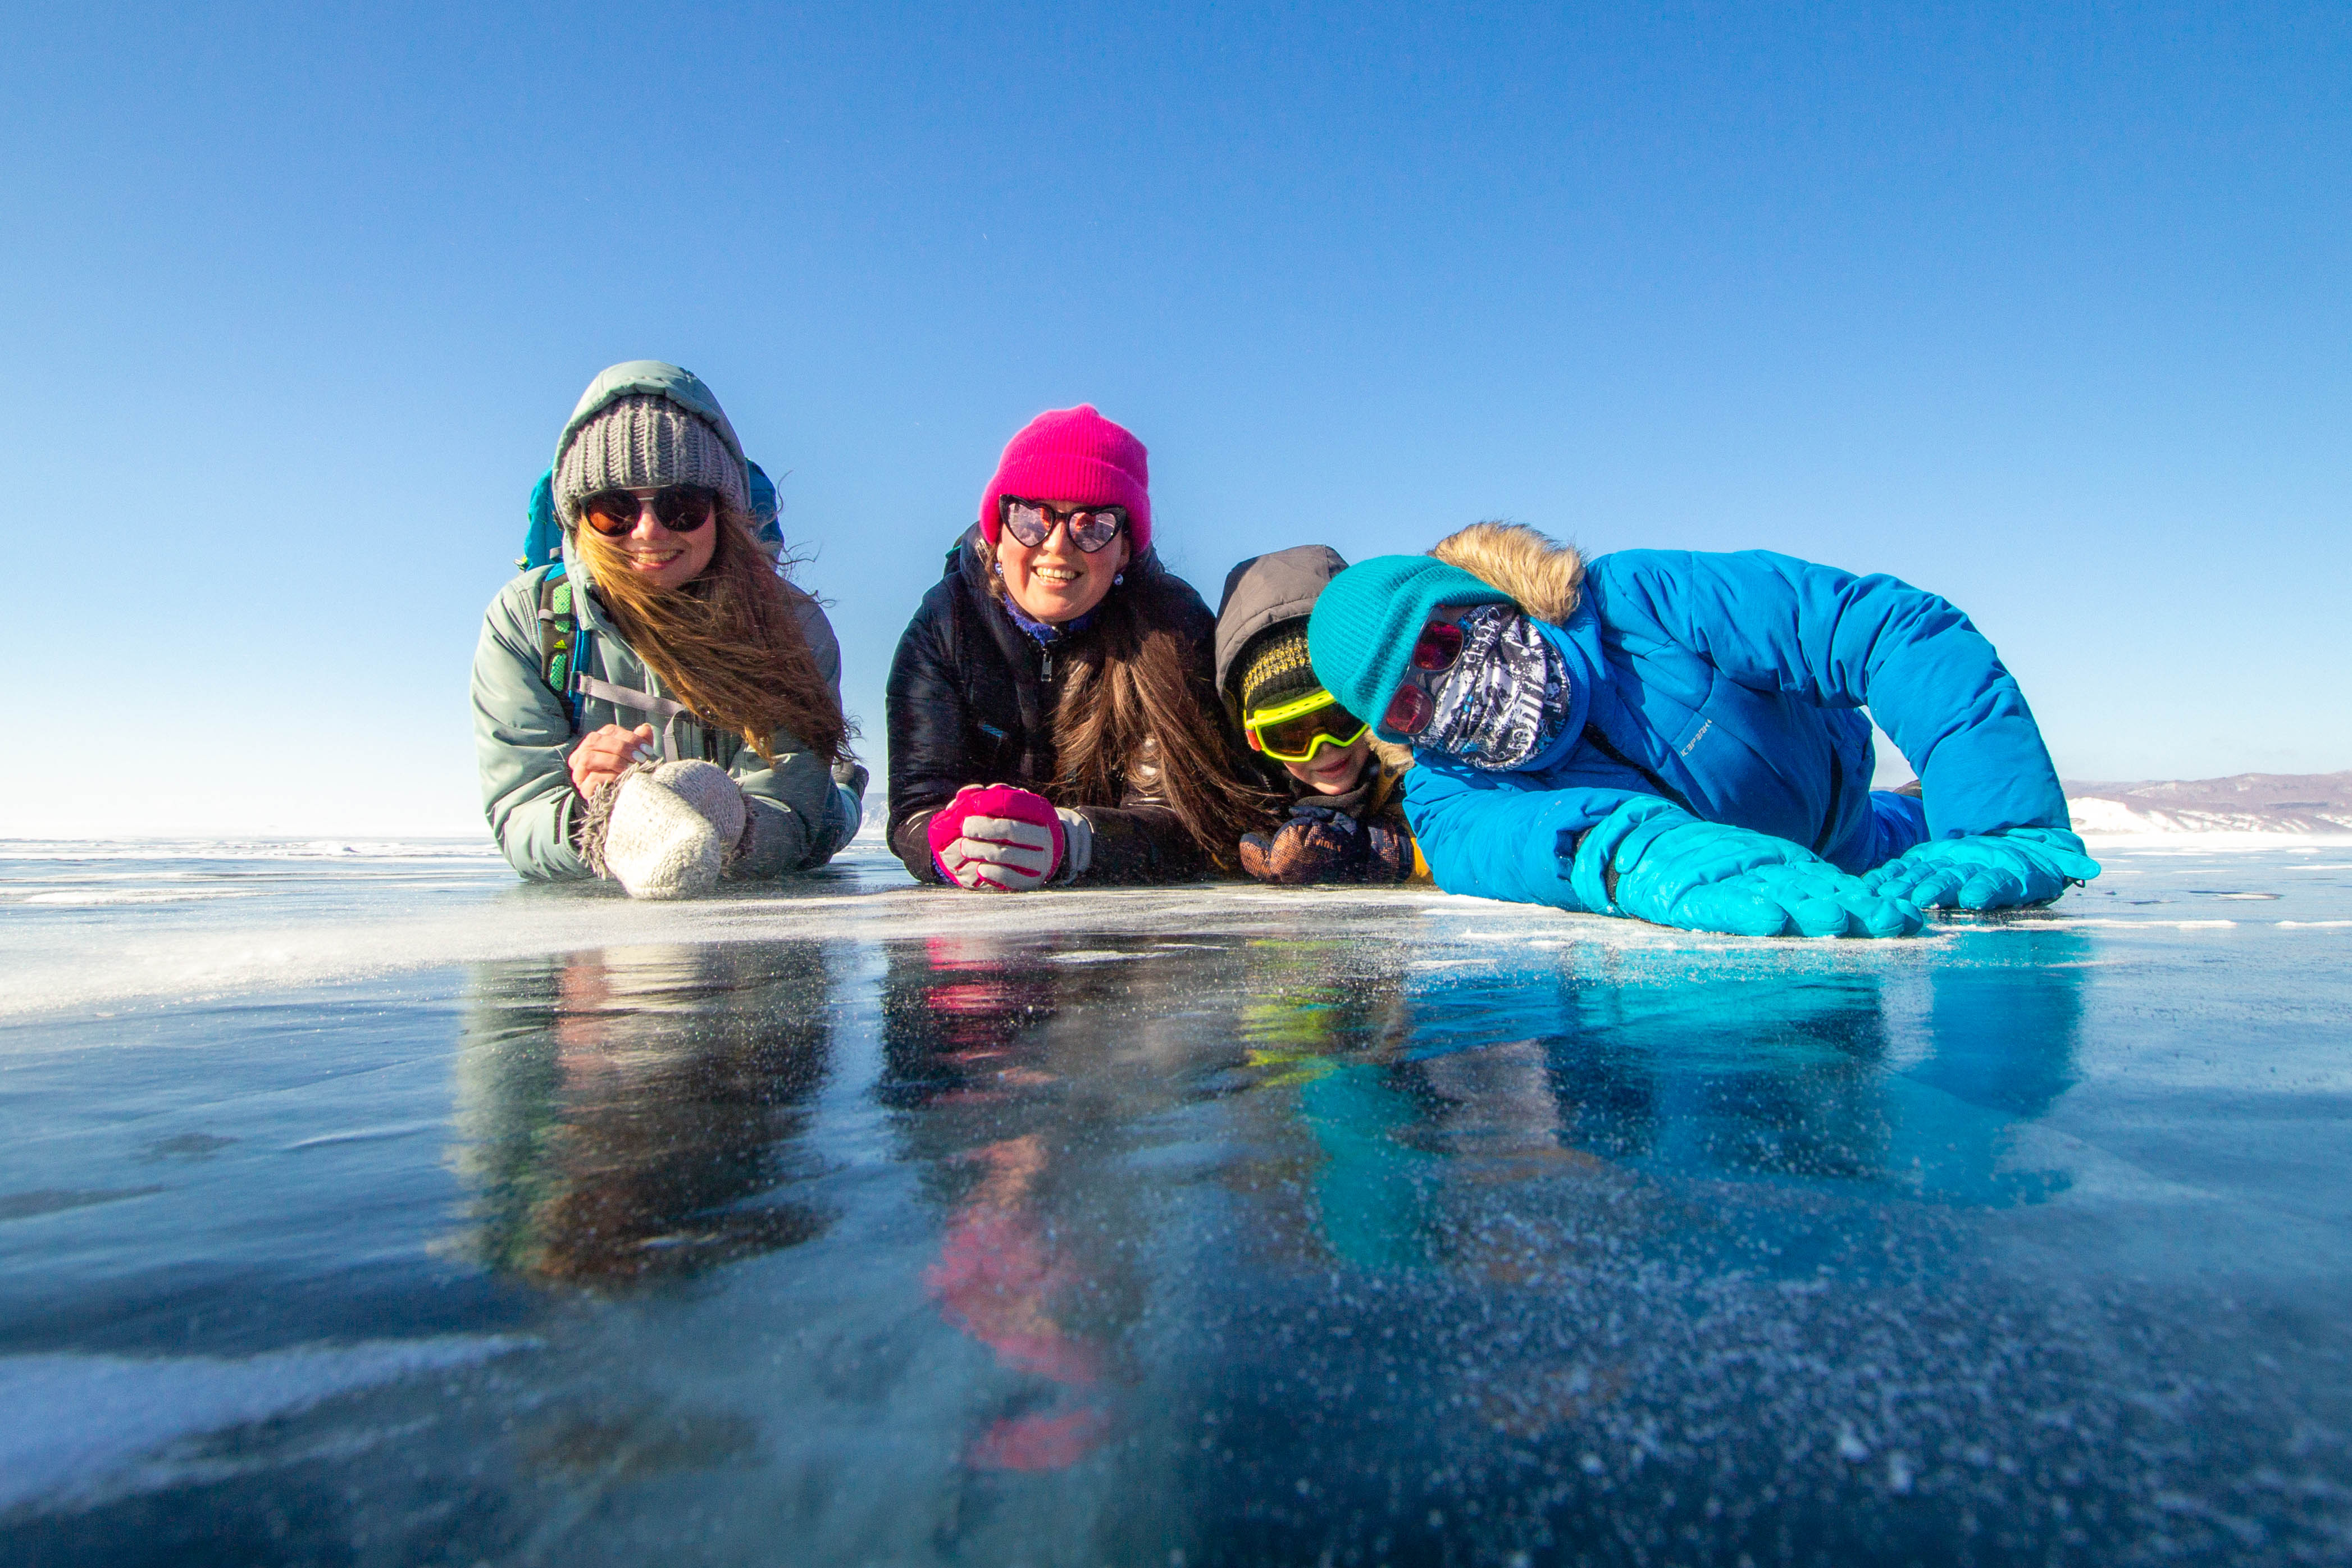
[[1243, 687, 1371, 764]]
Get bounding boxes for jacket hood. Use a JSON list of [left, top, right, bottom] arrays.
[[1213, 545, 1349, 696], [1427, 522, 1585, 622], [1428, 522, 1595, 770], [551, 361, 758, 595], [1307, 522, 1591, 750], [554, 361, 749, 483]]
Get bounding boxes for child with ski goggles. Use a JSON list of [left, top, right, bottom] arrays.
[[1213, 546, 1423, 884], [1244, 687, 1370, 765]]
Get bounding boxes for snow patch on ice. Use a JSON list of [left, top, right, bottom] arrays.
[[14, 889, 263, 906], [0, 837, 503, 863], [2068, 797, 2352, 839], [0, 1335, 529, 1515], [2066, 918, 2239, 929]]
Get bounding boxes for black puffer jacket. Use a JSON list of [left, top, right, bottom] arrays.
[[885, 525, 1226, 885]]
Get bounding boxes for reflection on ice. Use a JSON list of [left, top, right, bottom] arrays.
[[1, 841, 2348, 1564], [452, 943, 838, 1284]]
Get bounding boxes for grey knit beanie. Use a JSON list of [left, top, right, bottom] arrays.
[[555, 394, 750, 526]]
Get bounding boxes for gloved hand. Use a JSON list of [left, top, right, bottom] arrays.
[[585, 767, 724, 900], [650, 758, 756, 873], [1862, 826, 2101, 911], [1239, 805, 1414, 885], [927, 784, 1089, 892], [1569, 797, 1922, 937], [830, 757, 871, 848], [650, 759, 746, 841]]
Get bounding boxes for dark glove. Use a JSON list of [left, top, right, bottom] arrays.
[[1361, 816, 1414, 882], [1239, 804, 1409, 885]]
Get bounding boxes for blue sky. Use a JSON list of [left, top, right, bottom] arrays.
[[7, 2, 2346, 835]]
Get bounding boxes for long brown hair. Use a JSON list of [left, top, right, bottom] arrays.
[[578, 501, 851, 766], [976, 538, 1281, 867]]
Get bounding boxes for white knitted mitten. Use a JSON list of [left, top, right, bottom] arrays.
[[651, 759, 747, 846], [598, 772, 723, 900]]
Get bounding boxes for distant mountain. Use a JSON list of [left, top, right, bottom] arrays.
[[2062, 770, 2352, 835]]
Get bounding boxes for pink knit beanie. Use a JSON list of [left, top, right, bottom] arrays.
[[978, 405, 1152, 556]]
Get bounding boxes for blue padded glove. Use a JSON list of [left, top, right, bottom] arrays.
[[1567, 797, 1923, 938], [1862, 826, 2100, 911]]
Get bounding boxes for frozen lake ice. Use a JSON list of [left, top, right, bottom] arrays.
[[2, 832, 2349, 1565]]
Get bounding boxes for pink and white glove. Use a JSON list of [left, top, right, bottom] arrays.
[[928, 785, 1066, 892]]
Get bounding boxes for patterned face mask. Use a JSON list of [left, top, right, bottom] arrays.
[[1421, 605, 1572, 770]]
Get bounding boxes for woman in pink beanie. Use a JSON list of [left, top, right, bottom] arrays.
[[885, 405, 1277, 889]]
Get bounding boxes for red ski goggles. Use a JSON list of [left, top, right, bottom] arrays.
[[1382, 619, 1466, 737]]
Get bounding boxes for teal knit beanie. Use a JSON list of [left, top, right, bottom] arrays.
[[1306, 556, 1513, 741]]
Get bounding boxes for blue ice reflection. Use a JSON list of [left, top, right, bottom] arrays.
[[5, 846, 2348, 1566]]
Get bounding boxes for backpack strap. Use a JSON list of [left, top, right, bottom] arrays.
[[535, 566, 586, 731]]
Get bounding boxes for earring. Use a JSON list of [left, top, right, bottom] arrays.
[[1114, 572, 1125, 586], [992, 560, 1002, 575]]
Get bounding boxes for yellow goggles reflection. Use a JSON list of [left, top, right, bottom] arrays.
[[1243, 688, 1371, 764]]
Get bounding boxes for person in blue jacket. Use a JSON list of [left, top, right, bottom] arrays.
[[1305, 523, 2099, 938]]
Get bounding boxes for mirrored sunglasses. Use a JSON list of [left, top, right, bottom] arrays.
[[1001, 497, 1127, 553], [1384, 620, 1467, 736]]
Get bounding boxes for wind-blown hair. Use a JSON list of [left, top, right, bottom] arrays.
[[973, 537, 1281, 867], [577, 502, 851, 767]]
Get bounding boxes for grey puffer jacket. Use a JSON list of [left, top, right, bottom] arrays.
[[471, 362, 858, 882]]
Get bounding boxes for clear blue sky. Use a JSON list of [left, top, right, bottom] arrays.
[[8, 2, 2346, 835]]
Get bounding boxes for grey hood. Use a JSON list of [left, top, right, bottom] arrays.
[[1213, 545, 1350, 697], [553, 360, 749, 484], [551, 360, 765, 594]]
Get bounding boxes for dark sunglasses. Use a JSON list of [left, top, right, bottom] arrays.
[[1000, 496, 1127, 553], [581, 485, 719, 538], [1383, 619, 1466, 736]]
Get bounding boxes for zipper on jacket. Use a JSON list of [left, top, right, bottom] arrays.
[[1812, 751, 1843, 855], [1580, 723, 1695, 814], [1040, 644, 1054, 687]]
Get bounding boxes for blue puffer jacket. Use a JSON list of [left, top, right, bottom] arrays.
[[1400, 528, 2069, 909]]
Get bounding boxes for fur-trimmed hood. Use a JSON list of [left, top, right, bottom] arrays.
[[1426, 521, 1586, 623]]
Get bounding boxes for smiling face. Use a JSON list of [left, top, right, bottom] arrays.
[[995, 499, 1132, 623], [1282, 733, 1373, 795], [596, 487, 718, 592]]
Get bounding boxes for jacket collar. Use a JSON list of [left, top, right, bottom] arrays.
[[1522, 604, 1600, 772]]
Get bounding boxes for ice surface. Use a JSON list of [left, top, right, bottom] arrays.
[[2, 833, 2349, 1564], [0, 1337, 527, 1514]]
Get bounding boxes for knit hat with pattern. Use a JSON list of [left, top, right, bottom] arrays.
[[1236, 625, 1324, 718], [555, 393, 750, 526]]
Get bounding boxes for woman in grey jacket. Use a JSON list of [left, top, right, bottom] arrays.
[[471, 362, 863, 897]]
